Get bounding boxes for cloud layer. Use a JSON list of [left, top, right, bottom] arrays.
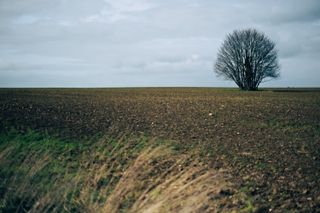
[[1, 0, 319, 87]]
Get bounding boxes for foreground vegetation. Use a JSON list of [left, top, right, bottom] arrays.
[[0, 130, 244, 212], [0, 88, 319, 212]]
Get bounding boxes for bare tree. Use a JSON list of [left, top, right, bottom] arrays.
[[214, 28, 280, 91]]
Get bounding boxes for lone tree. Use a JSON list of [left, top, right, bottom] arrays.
[[214, 28, 280, 91]]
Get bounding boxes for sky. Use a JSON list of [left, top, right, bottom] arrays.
[[0, 0, 320, 88]]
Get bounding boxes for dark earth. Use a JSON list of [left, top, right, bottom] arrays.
[[0, 88, 319, 212]]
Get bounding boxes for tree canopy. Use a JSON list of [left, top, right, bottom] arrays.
[[214, 29, 280, 90]]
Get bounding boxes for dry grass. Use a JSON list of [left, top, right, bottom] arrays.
[[0, 131, 245, 213]]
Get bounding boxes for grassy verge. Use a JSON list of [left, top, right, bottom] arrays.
[[0, 129, 175, 212], [0, 130, 245, 213]]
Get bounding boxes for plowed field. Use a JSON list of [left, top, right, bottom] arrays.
[[1, 88, 319, 212]]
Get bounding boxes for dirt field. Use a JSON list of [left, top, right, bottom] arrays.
[[0, 88, 320, 212]]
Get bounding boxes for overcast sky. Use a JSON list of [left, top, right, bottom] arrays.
[[0, 0, 319, 87]]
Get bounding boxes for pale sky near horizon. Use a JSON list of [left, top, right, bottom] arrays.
[[0, 0, 320, 87]]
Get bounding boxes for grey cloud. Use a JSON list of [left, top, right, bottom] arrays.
[[0, 0, 319, 87]]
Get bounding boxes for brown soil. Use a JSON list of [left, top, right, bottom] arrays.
[[1, 88, 320, 212]]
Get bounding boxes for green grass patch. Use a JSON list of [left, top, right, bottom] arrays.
[[0, 129, 173, 212]]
